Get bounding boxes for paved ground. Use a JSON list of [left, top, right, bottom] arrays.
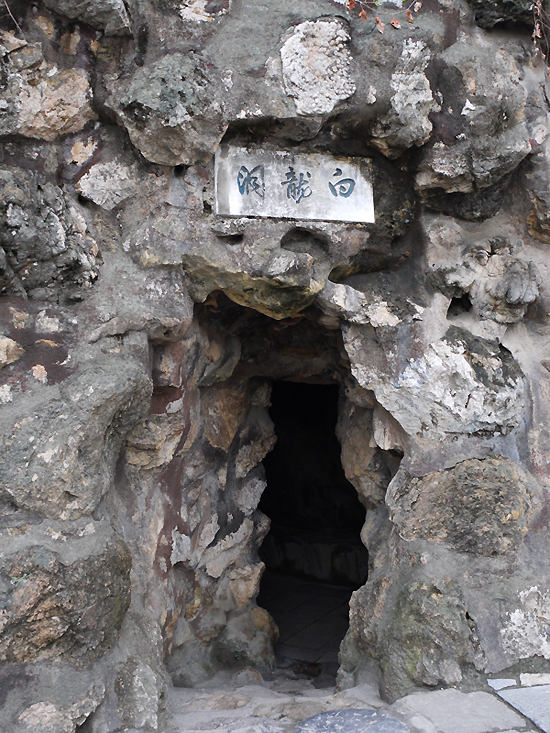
[[165, 574, 546, 733]]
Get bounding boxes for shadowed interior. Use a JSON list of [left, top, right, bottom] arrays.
[[258, 381, 369, 677]]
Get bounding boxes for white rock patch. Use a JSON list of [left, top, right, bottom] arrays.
[[280, 19, 356, 115]]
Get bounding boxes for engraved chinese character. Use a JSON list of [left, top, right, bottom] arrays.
[[329, 168, 356, 198], [281, 166, 312, 203], [237, 165, 265, 199]]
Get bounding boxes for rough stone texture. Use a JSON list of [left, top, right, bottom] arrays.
[[0, 352, 152, 519], [387, 457, 542, 556], [43, 0, 131, 35], [1, 0, 550, 729], [0, 518, 131, 664], [371, 39, 435, 157], [466, 0, 533, 27], [343, 322, 526, 441], [109, 54, 226, 167], [280, 19, 356, 116], [416, 43, 537, 195], [0, 34, 96, 141], [0, 165, 100, 303]]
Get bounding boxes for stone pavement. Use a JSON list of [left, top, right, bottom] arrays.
[[164, 670, 541, 733], [491, 675, 550, 733]]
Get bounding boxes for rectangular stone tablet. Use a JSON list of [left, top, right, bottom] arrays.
[[215, 146, 375, 224]]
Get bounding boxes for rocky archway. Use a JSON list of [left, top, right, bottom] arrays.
[[156, 294, 404, 694]]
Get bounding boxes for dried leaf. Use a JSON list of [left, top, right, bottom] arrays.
[[413, 0, 422, 11], [534, 22, 542, 38], [359, 8, 367, 19], [375, 16, 385, 33], [391, 17, 401, 28], [406, 9, 414, 22], [347, 0, 356, 9]]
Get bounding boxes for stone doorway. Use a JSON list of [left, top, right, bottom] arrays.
[[257, 381, 369, 680]]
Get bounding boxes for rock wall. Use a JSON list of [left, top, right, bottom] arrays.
[[1, 0, 550, 729]]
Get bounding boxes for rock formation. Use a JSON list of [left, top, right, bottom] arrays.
[[1, 0, 550, 729]]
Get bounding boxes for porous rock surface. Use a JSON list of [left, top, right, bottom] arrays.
[[1, 0, 550, 730]]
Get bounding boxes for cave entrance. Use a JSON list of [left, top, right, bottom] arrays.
[[257, 381, 369, 680]]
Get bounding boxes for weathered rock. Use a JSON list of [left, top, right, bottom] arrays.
[[212, 606, 278, 671], [0, 165, 100, 304], [337, 401, 395, 508], [0, 36, 95, 141], [466, 0, 533, 27], [0, 335, 24, 367], [371, 39, 435, 158], [110, 54, 226, 167], [344, 324, 525, 440], [280, 18, 355, 116], [1, 0, 550, 726], [434, 236, 539, 325], [76, 160, 140, 210], [524, 137, 550, 242], [416, 43, 534, 194], [387, 456, 542, 556], [0, 354, 152, 519], [0, 664, 105, 733], [43, 0, 131, 35], [0, 518, 131, 664], [380, 577, 475, 700]]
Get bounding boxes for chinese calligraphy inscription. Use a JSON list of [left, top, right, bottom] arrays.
[[215, 147, 374, 224], [237, 165, 265, 199], [329, 168, 355, 198], [281, 166, 312, 203]]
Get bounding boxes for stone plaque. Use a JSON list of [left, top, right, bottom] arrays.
[[215, 146, 375, 224]]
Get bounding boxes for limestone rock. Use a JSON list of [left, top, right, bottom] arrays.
[[380, 578, 475, 701], [344, 325, 525, 440], [500, 585, 550, 662], [212, 607, 276, 671], [371, 39, 435, 157], [0, 355, 152, 520], [387, 456, 542, 556], [1, 665, 105, 733], [115, 660, 163, 731], [337, 401, 393, 508], [422, 212, 541, 335], [416, 44, 532, 194], [18, 702, 76, 733], [0, 165, 99, 304], [280, 18, 355, 116], [0, 518, 131, 664], [75, 160, 140, 210], [1, 0, 550, 723], [111, 53, 226, 166], [0, 39, 95, 141], [524, 137, 550, 242], [43, 0, 131, 35], [0, 336, 24, 368], [466, 0, 533, 27]]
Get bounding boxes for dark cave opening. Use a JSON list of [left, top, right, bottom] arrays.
[[257, 381, 369, 675]]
